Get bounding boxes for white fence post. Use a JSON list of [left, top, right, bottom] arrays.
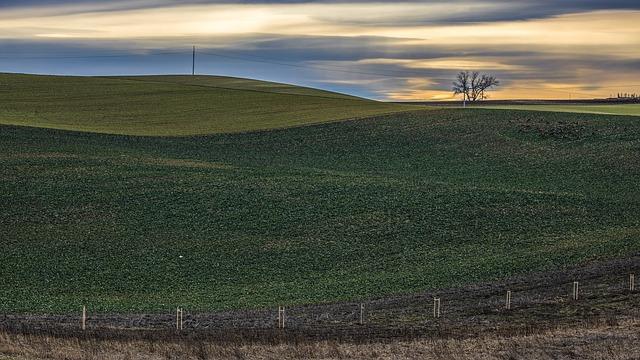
[[433, 298, 441, 318], [82, 306, 86, 331], [630, 274, 635, 292], [176, 307, 184, 330], [573, 282, 579, 301], [278, 306, 285, 329], [506, 291, 511, 310]]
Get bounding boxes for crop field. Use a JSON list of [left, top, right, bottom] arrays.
[[479, 104, 640, 116], [1, 255, 639, 358], [0, 73, 413, 136], [1, 102, 639, 313]]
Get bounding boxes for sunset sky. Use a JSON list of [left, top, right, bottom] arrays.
[[1, 0, 639, 100]]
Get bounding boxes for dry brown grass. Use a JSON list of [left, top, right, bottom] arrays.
[[1, 318, 638, 360]]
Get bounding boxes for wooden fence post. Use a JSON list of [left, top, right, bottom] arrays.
[[82, 306, 86, 331], [630, 274, 635, 292], [176, 307, 184, 330], [278, 306, 285, 329], [506, 291, 511, 310], [433, 298, 441, 318], [572, 281, 579, 301]]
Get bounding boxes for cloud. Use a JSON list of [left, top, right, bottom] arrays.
[[2, 2, 639, 50], [0, 1, 639, 100], [2, 1, 640, 23], [358, 58, 529, 71]]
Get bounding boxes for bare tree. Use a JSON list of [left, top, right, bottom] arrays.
[[470, 71, 481, 101], [452, 71, 499, 105], [452, 71, 471, 106], [477, 74, 499, 100]]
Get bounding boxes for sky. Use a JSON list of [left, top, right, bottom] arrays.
[[1, 0, 639, 101]]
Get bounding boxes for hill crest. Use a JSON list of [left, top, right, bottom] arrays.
[[0, 73, 415, 136]]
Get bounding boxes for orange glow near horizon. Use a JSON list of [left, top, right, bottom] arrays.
[[0, 2, 639, 100]]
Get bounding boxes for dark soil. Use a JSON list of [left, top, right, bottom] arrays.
[[2, 255, 638, 344]]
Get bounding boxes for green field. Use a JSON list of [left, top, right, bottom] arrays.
[[1, 86, 640, 312], [480, 104, 640, 116], [0, 73, 413, 136]]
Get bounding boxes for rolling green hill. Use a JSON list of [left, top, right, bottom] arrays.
[[0, 73, 413, 136], [1, 108, 639, 313]]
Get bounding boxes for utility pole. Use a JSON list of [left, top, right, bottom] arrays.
[[192, 46, 196, 76]]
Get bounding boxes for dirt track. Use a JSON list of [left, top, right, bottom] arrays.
[[1, 255, 638, 343]]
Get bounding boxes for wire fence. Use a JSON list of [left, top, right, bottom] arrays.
[[1, 259, 637, 341]]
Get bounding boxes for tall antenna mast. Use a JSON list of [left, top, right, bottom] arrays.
[[192, 46, 196, 76]]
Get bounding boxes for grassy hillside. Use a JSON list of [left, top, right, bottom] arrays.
[[480, 104, 640, 116], [0, 73, 413, 136], [1, 108, 639, 313]]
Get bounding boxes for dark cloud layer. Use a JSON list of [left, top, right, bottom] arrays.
[[2, 0, 640, 23], [1, 1, 638, 99], [2, 34, 637, 99]]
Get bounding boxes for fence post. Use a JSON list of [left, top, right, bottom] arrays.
[[572, 281, 579, 301], [278, 306, 285, 329], [359, 303, 365, 325], [82, 306, 86, 331], [433, 298, 441, 318], [630, 274, 635, 292], [506, 291, 511, 310], [176, 307, 184, 330]]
